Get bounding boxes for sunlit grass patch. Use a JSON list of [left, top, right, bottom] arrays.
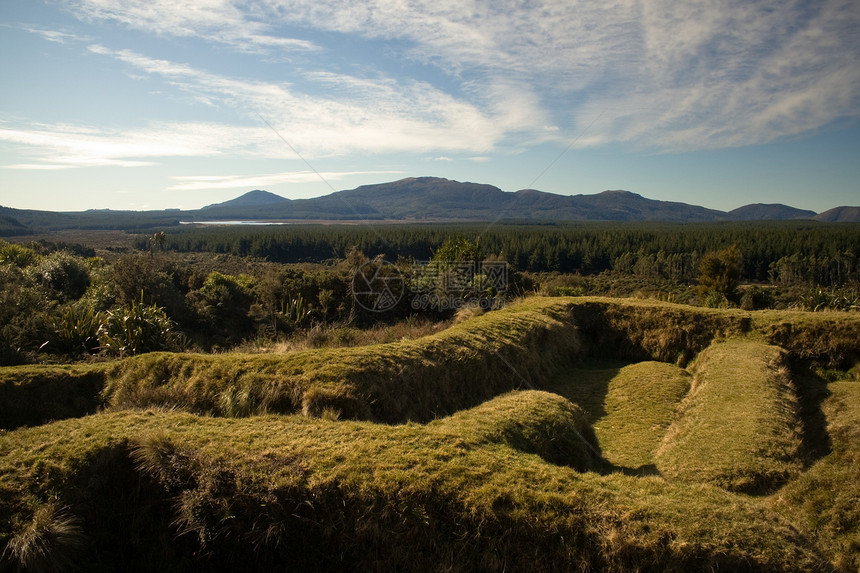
[[655, 339, 804, 493], [549, 361, 691, 471]]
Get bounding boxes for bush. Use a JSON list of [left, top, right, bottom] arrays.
[[697, 245, 743, 302], [0, 242, 38, 268], [99, 299, 182, 357], [31, 251, 90, 301], [52, 304, 103, 356]]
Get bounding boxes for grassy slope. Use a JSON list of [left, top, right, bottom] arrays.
[[548, 361, 692, 471], [0, 364, 109, 430], [773, 378, 860, 572], [0, 392, 828, 572], [655, 340, 804, 493], [4, 297, 857, 430], [100, 297, 581, 423]]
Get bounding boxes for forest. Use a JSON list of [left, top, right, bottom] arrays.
[[1, 220, 858, 366]]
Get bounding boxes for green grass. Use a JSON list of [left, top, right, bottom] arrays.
[[655, 339, 804, 493], [772, 378, 860, 572], [0, 392, 830, 572], [548, 360, 692, 471], [0, 364, 109, 430], [100, 297, 581, 423], [2, 296, 859, 570]]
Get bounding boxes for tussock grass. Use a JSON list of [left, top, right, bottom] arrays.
[[549, 361, 692, 471], [0, 394, 830, 572], [2, 503, 86, 573], [1, 296, 858, 569], [655, 340, 804, 493]]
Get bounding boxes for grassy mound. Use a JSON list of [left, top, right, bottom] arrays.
[[549, 361, 692, 471], [2, 297, 859, 569], [0, 364, 109, 430], [100, 297, 581, 423], [655, 340, 804, 493], [1, 392, 829, 572], [3, 297, 858, 430], [773, 378, 860, 571]]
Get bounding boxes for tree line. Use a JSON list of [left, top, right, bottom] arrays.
[[141, 221, 860, 284]]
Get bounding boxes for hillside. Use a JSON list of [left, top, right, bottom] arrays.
[[815, 206, 860, 222], [2, 297, 859, 571], [728, 203, 817, 220], [202, 189, 290, 209]]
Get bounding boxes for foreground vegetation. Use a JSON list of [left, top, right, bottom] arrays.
[[2, 296, 859, 571]]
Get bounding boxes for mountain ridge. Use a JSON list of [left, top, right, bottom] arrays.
[[2, 177, 859, 235]]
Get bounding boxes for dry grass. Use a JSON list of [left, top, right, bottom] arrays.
[[772, 378, 860, 572], [100, 297, 582, 423]]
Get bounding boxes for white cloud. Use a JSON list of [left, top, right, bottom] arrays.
[[167, 170, 404, 191], [50, 0, 860, 152], [0, 120, 280, 169], [85, 46, 517, 157]]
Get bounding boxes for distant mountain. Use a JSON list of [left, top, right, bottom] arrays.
[[199, 178, 727, 222], [814, 206, 860, 223], [3, 177, 858, 235], [728, 203, 816, 221], [203, 190, 290, 209]]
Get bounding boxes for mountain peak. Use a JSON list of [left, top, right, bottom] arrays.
[[728, 203, 816, 221], [203, 190, 289, 209]]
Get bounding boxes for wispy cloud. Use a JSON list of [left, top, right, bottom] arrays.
[[20, 26, 91, 44], [0, 120, 277, 169], [167, 170, 404, 191], [84, 46, 523, 157], [48, 0, 860, 152]]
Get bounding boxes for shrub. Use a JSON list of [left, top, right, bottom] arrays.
[[697, 245, 743, 302], [31, 251, 90, 301], [52, 304, 103, 355], [98, 298, 181, 357], [0, 242, 38, 268]]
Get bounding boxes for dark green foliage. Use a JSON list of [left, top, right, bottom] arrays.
[[107, 253, 187, 318], [186, 272, 256, 345], [145, 221, 860, 284], [51, 304, 103, 355], [31, 250, 90, 301], [98, 299, 182, 357], [0, 242, 37, 268], [697, 245, 743, 302]]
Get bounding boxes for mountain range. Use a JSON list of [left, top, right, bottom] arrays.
[[1, 177, 857, 235]]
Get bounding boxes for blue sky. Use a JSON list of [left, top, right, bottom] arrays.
[[1, 0, 858, 213]]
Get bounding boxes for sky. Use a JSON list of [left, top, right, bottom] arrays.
[[1, 0, 859, 214]]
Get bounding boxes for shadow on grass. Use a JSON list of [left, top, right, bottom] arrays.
[[790, 360, 834, 467], [541, 358, 629, 423]]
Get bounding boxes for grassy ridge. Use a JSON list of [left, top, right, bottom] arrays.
[[3, 297, 859, 430], [0, 364, 109, 430], [0, 392, 829, 572], [655, 340, 804, 493], [102, 297, 581, 423], [773, 378, 860, 571]]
